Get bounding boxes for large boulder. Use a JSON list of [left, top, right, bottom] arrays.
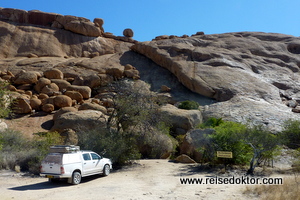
[[27, 10, 61, 27], [13, 71, 39, 85], [51, 110, 107, 133], [56, 15, 101, 37], [159, 104, 202, 135], [180, 129, 215, 162], [0, 8, 28, 23], [13, 96, 32, 114]]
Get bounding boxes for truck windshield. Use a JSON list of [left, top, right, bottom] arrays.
[[43, 154, 62, 164]]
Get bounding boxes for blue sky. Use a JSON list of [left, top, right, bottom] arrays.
[[1, 0, 299, 41]]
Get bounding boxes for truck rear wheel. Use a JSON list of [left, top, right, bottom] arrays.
[[71, 172, 81, 185]]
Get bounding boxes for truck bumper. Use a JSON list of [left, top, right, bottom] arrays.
[[40, 173, 70, 179]]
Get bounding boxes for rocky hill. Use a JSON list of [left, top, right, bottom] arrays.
[[1, 7, 300, 137]]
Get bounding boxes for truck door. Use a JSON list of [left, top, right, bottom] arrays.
[[82, 153, 94, 175], [91, 153, 103, 173]]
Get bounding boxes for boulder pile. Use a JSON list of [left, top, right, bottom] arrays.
[[0, 66, 140, 116]]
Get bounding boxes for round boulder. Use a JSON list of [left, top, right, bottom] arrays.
[[30, 98, 42, 111], [42, 104, 54, 113], [41, 83, 59, 96], [53, 95, 73, 108], [64, 90, 84, 104], [51, 79, 71, 92], [93, 18, 104, 26], [44, 68, 64, 79], [123, 28, 134, 37], [34, 77, 51, 93], [67, 85, 91, 99]]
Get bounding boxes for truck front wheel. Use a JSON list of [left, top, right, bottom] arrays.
[[71, 172, 81, 185], [103, 164, 110, 176]]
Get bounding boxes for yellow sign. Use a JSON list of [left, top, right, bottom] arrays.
[[217, 151, 233, 158]]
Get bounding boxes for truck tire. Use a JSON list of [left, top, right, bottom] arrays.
[[71, 172, 81, 185], [103, 164, 110, 176]]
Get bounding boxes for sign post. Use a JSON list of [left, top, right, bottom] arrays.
[[217, 151, 233, 159], [217, 151, 233, 172]]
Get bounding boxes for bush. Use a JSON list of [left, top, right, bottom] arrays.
[[77, 127, 141, 167], [178, 100, 200, 110], [197, 117, 224, 128], [210, 121, 251, 165], [281, 119, 300, 149], [134, 122, 177, 159], [0, 129, 63, 174]]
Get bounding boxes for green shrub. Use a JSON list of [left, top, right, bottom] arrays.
[[281, 119, 300, 149], [178, 100, 200, 110], [210, 121, 251, 164], [0, 129, 63, 174], [197, 117, 224, 128]]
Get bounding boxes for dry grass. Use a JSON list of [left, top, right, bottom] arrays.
[[244, 175, 300, 200]]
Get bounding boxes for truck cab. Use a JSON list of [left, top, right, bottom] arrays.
[[40, 146, 112, 184]]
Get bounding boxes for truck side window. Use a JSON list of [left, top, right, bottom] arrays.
[[91, 153, 101, 160], [83, 153, 91, 161]]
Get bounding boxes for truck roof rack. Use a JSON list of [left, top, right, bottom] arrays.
[[49, 145, 80, 153]]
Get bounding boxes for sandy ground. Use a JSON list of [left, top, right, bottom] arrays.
[[0, 159, 263, 200]]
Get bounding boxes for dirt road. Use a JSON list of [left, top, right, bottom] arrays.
[[0, 159, 255, 200]]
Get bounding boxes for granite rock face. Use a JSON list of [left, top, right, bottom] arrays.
[[132, 32, 300, 131]]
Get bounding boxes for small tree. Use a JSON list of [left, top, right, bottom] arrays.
[[78, 79, 175, 165], [243, 125, 281, 175]]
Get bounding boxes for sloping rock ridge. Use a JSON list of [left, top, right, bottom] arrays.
[[131, 32, 300, 131]]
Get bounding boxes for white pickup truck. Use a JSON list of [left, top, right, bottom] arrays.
[[40, 145, 112, 184]]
